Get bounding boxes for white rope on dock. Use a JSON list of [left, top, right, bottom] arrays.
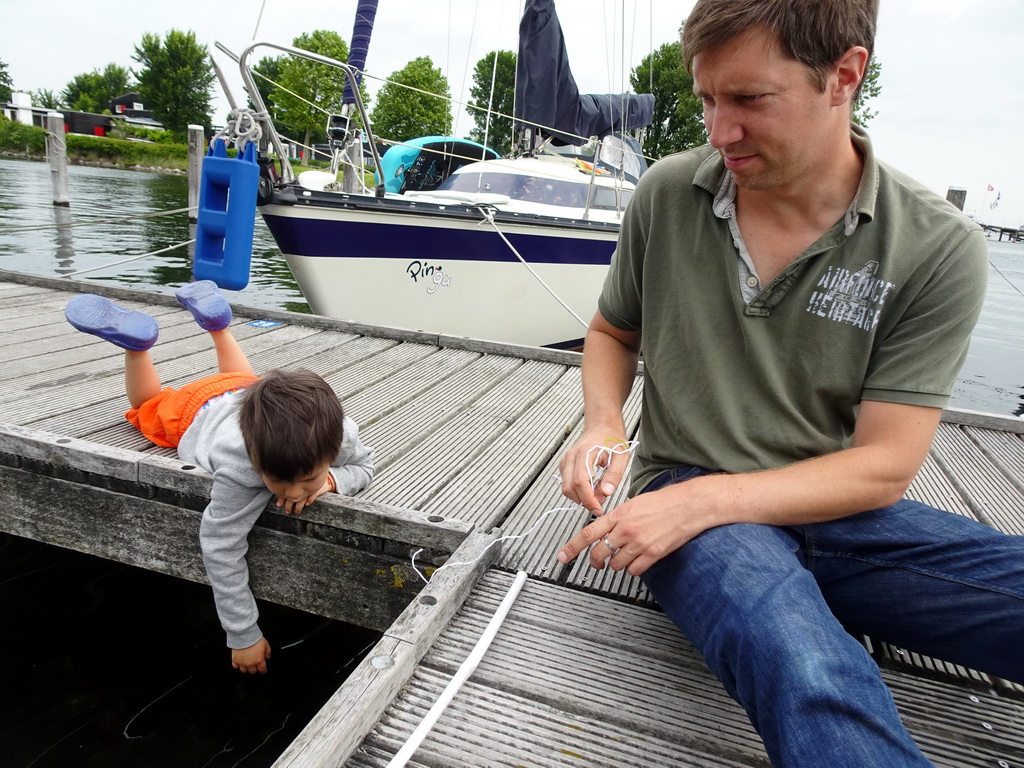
[[384, 569, 529, 768], [394, 441, 636, 764], [476, 206, 590, 331], [61, 238, 196, 277]]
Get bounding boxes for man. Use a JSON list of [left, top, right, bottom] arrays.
[[556, 1, 1024, 765]]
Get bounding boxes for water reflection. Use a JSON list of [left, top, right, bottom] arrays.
[[0, 534, 379, 768], [0, 157, 308, 314], [53, 206, 75, 273]]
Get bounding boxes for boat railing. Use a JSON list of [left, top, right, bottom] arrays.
[[234, 40, 386, 196]]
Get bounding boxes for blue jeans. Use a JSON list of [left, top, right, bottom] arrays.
[[639, 466, 1024, 768]]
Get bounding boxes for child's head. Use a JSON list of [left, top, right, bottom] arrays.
[[239, 369, 344, 485]]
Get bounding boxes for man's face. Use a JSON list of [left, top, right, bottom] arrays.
[[692, 27, 840, 192]]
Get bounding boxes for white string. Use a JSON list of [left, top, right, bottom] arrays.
[[410, 440, 638, 584], [476, 207, 590, 330]]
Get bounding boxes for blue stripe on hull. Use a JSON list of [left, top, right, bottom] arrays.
[[262, 211, 616, 266]]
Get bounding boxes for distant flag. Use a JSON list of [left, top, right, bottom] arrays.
[[991, 192, 1001, 209], [988, 184, 995, 191]]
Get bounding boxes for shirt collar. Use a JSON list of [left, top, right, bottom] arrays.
[[697, 122, 878, 235]]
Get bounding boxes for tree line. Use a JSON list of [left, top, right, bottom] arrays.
[[1, 29, 880, 160]]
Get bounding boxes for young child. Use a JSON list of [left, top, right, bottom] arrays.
[[65, 281, 374, 674]]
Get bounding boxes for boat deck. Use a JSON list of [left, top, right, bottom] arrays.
[[2, 270, 1022, 768]]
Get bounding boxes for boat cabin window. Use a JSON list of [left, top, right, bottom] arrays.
[[438, 172, 631, 210]]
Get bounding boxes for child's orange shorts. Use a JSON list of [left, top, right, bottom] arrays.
[[126, 372, 260, 448]]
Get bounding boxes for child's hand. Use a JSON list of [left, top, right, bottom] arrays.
[[274, 478, 332, 515], [232, 637, 271, 674]]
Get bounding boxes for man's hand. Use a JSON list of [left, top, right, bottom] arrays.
[[557, 476, 719, 577], [559, 430, 633, 514], [232, 636, 272, 674]]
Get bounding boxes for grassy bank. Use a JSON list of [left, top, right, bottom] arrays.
[[0, 115, 190, 171]]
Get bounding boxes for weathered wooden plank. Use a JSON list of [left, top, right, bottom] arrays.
[[349, 669, 748, 768], [359, 354, 523, 473], [421, 366, 584, 527], [324, 341, 442, 402], [343, 347, 481, 427], [363, 360, 567, 512], [0, 464, 426, 631], [274, 529, 501, 768], [4, 323, 323, 425], [943, 406, 1024, 435], [370, 570, 1024, 768], [964, 425, 1024, 498], [373, 571, 769, 766], [906, 451, 979, 519], [932, 423, 1024, 534]]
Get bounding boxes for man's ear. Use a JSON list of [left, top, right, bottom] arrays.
[[832, 46, 870, 106]]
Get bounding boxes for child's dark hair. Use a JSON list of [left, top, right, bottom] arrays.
[[239, 369, 344, 481]]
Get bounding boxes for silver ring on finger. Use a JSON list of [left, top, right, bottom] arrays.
[[602, 535, 620, 556]]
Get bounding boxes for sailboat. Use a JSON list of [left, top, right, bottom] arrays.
[[226, 0, 654, 349]]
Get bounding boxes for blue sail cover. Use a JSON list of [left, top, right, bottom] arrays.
[[514, 0, 655, 146], [342, 0, 378, 106]]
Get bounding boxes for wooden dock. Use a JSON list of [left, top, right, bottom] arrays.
[[1, 269, 1022, 768]]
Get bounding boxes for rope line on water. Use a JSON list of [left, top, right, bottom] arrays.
[[61, 239, 196, 277], [0, 205, 196, 234]]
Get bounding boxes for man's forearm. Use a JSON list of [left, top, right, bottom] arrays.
[[580, 322, 640, 435], [670, 400, 942, 529]]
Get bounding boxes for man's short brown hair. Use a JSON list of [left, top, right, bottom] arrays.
[[682, 0, 878, 95], [239, 369, 344, 481]]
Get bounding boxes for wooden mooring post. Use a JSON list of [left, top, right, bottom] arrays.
[[45, 112, 69, 207], [187, 124, 205, 222]]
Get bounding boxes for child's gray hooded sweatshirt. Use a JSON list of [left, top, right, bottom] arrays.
[[178, 391, 374, 649]]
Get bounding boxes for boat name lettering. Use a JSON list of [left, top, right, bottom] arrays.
[[407, 260, 443, 282], [407, 261, 453, 294]]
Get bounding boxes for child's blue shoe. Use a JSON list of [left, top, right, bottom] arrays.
[[175, 280, 232, 331], [65, 294, 159, 351]]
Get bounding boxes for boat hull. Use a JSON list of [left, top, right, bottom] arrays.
[[261, 194, 618, 348]]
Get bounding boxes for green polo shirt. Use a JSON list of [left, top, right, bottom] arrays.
[[598, 125, 988, 493]]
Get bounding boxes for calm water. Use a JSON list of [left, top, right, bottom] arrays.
[[0, 534, 379, 768], [2, 155, 1023, 415]]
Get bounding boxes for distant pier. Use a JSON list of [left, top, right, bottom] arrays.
[[981, 223, 1022, 242]]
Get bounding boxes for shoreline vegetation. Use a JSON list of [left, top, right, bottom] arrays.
[[1, 114, 188, 173], [0, 115, 340, 177]]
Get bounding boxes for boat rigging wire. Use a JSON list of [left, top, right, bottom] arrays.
[[0, 206, 196, 234], [476, 206, 589, 331], [61, 239, 197, 278]]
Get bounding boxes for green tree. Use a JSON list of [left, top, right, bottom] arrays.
[[631, 39, 706, 160], [467, 50, 515, 156], [32, 89, 60, 109], [250, 54, 297, 139], [132, 29, 215, 139], [60, 63, 134, 113], [370, 56, 451, 143], [0, 59, 13, 103], [853, 58, 882, 127], [273, 30, 361, 150]]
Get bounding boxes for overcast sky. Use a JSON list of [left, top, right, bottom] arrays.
[[3, 0, 1022, 227]]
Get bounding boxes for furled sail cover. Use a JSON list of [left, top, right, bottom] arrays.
[[342, 0, 378, 106], [514, 0, 655, 146]]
